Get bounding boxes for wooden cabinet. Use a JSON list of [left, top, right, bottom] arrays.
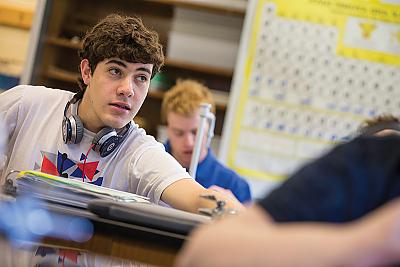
[[23, 0, 246, 137]]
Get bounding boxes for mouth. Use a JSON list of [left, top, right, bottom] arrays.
[[110, 102, 131, 111], [184, 150, 193, 156]]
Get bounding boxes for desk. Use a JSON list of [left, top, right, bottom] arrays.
[[40, 204, 187, 267], [0, 196, 187, 267]]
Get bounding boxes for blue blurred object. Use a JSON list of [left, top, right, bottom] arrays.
[[0, 74, 19, 90], [0, 196, 93, 246]]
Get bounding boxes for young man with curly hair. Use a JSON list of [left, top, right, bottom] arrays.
[[161, 79, 251, 203], [0, 14, 242, 213]]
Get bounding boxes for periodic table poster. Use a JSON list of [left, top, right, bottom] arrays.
[[219, 0, 400, 195]]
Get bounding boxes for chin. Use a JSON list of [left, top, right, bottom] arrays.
[[106, 119, 131, 130], [182, 160, 191, 169]]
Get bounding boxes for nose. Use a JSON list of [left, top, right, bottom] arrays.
[[117, 77, 134, 97], [183, 133, 195, 148]]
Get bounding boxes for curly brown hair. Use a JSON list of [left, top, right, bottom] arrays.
[[77, 14, 164, 90], [161, 79, 215, 124]]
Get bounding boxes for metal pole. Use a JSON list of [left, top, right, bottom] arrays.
[[189, 103, 214, 178]]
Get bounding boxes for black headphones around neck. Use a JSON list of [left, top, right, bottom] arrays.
[[62, 93, 131, 157]]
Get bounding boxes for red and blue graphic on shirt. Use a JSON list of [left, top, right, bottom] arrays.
[[35, 151, 104, 186], [34, 246, 81, 266]]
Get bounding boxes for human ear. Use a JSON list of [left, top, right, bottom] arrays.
[[80, 59, 92, 85]]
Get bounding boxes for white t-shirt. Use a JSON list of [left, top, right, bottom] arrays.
[[0, 85, 191, 204]]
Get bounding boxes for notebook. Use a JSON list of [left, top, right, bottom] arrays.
[[88, 199, 211, 235]]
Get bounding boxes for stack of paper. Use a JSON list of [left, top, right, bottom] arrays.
[[12, 171, 150, 209]]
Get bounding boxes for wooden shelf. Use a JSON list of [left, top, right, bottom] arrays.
[[147, 90, 165, 100], [147, 0, 246, 16], [46, 36, 82, 49], [42, 66, 228, 110], [46, 37, 234, 77], [0, 2, 35, 29], [209, 89, 229, 110], [45, 66, 78, 83], [165, 58, 233, 77]]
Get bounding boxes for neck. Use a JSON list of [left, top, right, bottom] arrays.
[[78, 95, 102, 133]]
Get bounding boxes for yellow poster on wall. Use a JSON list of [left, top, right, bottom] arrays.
[[220, 0, 400, 193]]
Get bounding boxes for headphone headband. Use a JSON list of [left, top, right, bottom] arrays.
[[71, 91, 84, 103]]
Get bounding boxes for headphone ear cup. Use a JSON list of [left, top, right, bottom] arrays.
[[99, 136, 120, 157], [92, 127, 118, 157], [62, 117, 72, 143], [91, 123, 131, 157], [69, 115, 84, 144]]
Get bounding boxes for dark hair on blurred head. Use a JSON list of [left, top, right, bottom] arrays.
[[358, 115, 400, 137]]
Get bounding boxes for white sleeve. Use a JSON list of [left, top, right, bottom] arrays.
[[0, 85, 27, 144], [130, 143, 192, 204], [0, 86, 27, 173], [0, 119, 6, 172]]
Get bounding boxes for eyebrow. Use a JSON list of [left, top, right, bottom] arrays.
[[106, 59, 152, 75], [138, 67, 152, 75], [171, 127, 196, 133], [171, 128, 184, 131]]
